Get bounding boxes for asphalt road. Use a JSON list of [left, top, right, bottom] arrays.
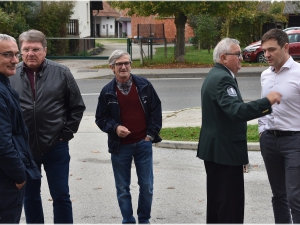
[[20, 128, 274, 224], [78, 76, 261, 115], [18, 52, 274, 223], [20, 76, 275, 223]]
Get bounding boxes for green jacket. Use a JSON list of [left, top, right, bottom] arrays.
[[197, 63, 271, 166]]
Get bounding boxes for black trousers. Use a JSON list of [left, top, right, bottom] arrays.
[[0, 176, 25, 224], [204, 161, 245, 224]]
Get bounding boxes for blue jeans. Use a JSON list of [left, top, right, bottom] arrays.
[[111, 139, 153, 224], [260, 132, 300, 223], [24, 141, 73, 224]]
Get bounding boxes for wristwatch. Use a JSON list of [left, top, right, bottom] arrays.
[[146, 135, 154, 141]]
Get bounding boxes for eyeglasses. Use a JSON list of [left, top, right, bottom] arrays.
[[114, 61, 131, 67], [224, 52, 243, 59], [22, 48, 44, 53], [0, 52, 22, 59]]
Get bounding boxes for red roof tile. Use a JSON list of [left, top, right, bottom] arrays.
[[93, 1, 119, 17]]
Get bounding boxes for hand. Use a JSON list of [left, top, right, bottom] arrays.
[[144, 136, 151, 141], [266, 91, 282, 105], [15, 180, 26, 189], [116, 125, 131, 138]]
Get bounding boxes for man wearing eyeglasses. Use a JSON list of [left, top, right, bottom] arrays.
[[9, 29, 85, 223], [197, 38, 282, 223], [0, 34, 41, 223], [95, 49, 162, 224]]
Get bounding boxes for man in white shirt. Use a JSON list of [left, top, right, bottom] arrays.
[[259, 28, 300, 223]]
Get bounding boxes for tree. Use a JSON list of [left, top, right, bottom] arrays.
[[0, 1, 36, 38], [189, 1, 287, 47], [0, 1, 74, 55], [30, 1, 74, 55], [109, 1, 208, 63], [224, 1, 286, 45], [188, 14, 219, 53]]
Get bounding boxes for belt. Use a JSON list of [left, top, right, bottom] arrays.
[[267, 130, 300, 137]]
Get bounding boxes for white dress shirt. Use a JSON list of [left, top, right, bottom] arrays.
[[259, 57, 300, 133]]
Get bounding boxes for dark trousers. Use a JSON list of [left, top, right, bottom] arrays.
[[24, 141, 73, 224], [204, 161, 245, 224], [0, 176, 25, 223], [260, 132, 300, 223]]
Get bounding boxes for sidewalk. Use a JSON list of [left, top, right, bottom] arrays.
[[157, 107, 260, 151], [56, 59, 264, 151], [57, 58, 268, 80]]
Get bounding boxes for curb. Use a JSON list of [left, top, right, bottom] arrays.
[[155, 140, 260, 151]]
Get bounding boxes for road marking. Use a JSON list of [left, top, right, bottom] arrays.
[[82, 93, 99, 96], [148, 78, 203, 80]]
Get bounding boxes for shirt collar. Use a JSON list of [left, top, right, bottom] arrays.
[[224, 65, 235, 78], [271, 56, 293, 73], [116, 75, 133, 95]]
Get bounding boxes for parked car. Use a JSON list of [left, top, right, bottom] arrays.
[[242, 29, 300, 63], [283, 27, 300, 32]]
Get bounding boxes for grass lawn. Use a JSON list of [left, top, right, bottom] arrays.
[[131, 46, 215, 68], [160, 124, 260, 142], [92, 42, 268, 68], [95, 38, 128, 45]]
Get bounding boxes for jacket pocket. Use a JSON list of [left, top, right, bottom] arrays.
[[48, 132, 61, 147]]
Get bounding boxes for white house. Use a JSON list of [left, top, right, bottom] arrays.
[[93, 1, 119, 38], [69, 1, 91, 38], [67, 1, 103, 38]]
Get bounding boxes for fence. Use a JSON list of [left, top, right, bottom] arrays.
[[45, 37, 169, 65], [46, 37, 109, 60]]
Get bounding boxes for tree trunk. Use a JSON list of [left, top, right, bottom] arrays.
[[226, 18, 230, 37], [174, 12, 187, 63]]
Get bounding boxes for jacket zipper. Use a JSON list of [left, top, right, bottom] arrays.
[[114, 91, 121, 153], [33, 71, 42, 155], [136, 87, 146, 113]]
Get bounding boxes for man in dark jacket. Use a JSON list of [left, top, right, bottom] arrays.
[[9, 29, 85, 223], [197, 38, 282, 223], [95, 50, 162, 224], [0, 34, 41, 223]]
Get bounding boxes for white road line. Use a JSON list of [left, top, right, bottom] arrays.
[[81, 93, 100, 96], [148, 78, 203, 80]]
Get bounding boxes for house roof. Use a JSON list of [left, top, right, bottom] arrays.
[[93, 1, 119, 17], [116, 17, 131, 22], [283, 2, 300, 14]]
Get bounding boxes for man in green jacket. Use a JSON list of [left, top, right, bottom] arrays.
[[197, 38, 281, 223]]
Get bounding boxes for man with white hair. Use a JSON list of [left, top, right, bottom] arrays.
[[0, 34, 40, 223], [197, 38, 282, 223]]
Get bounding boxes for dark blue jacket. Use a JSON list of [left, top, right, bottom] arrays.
[[95, 74, 162, 154], [0, 73, 41, 183]]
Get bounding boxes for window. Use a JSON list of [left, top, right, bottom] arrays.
[[289, 34, 297, 43]]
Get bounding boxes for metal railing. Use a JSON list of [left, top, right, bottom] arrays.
[[46, 37, 111, 60]]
